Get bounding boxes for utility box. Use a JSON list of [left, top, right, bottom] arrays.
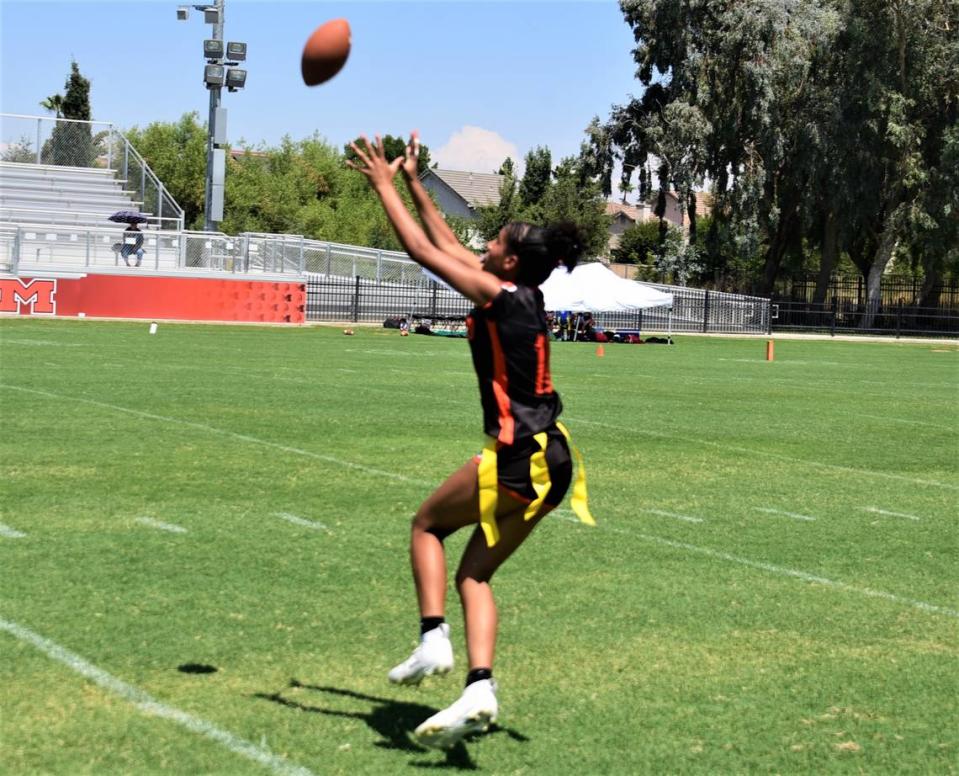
[[213, 108, 227, 145]]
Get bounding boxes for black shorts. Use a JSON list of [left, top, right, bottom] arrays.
[[475, 425, 573, 507]]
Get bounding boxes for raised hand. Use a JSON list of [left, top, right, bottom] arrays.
[[400, 131, 421, 179], [346, 135, 403, 189]]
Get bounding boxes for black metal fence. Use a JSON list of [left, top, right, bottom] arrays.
[[305, 275, 470, 323], [777, 275, 959, 309], [306, 274, 959, 338], [772, 300, 959, 337], [305, 275, 771, 336]]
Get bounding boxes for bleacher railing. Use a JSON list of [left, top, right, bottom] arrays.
[[0, 113, 184, 231]]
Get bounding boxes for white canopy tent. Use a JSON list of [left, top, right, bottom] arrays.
[[540, 261, 673, 313]]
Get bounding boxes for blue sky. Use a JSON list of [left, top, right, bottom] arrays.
[[1, 0, 643, 176]]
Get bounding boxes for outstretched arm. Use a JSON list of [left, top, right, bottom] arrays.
[[347, 136, 500, 307], [400, 132, 481, 268]]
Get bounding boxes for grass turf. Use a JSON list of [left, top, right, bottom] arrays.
[[1, 318, 956, 774]]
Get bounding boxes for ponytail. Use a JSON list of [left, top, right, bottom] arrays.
[[505, 220, 586, 286], [544, 221, 585, 273]]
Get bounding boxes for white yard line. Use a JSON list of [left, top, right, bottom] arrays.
[[0, 384, 433, 488], [753, 507, 816, 522], [641, 508, 704, 524], [567, 415, 959, 492], [718, 358, 849, 367], [861, 507, 922, 521], [551, 513, 958, 619], [853, 413, 955, 430], [274, 512, 330, 532], [135, 517, 187, 534], [5, 382, 953, 621], [0, 523, 27, 539], [0, 617, 316, 776], [2, 339, 83, 347]]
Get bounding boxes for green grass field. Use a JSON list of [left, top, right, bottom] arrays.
[[1, 318, 957, 775]]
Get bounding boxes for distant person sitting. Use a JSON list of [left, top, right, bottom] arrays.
[[120, 223, 145, 267]]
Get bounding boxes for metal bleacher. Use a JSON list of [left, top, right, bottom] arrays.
[[0, 113, 192, 273], [0, 161, 146, 227]]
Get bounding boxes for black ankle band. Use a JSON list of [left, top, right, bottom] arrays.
[[465, 668, 492, 686], [420, 616, 445, 635]]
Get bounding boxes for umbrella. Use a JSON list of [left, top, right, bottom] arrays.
[[109, 210, 149, 224]]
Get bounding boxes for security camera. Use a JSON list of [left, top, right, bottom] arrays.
[[176, 6, 189, 20]]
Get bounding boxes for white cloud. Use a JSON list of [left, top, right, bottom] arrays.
[[432, 126, 520, 175]]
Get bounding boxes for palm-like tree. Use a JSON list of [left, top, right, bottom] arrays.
[[39, 94, 64, 118]]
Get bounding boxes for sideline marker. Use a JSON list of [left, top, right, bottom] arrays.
[[766, 339, 774, 361], [596, 344, 605, 357], [149, 322, 158, 335]]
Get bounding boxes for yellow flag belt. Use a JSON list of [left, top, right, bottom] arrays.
[[478, 421, 595, 548]]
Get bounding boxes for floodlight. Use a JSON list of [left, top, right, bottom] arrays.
[[204, 39, 224, 59], [225, 68, 246, 90], [204, 7, 220, 24], [226, 41, 247, 62], [204, 64, 225, 88], [176, 6, 189, 20]]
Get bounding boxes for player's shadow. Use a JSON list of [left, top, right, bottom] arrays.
[[253, 679, 529, 770]]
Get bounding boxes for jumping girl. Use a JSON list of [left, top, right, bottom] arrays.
[[347, 134, 593, 750]]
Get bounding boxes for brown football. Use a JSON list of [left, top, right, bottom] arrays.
[[301, 19, 351, 86]]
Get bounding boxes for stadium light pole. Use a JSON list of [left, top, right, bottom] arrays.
[[178, 0, 247, 232]]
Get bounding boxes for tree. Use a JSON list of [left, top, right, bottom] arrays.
[[39, 94, 64, 118], [830, 0, 959, 326], [610, 220, 663, 265], [477, 149, 610, 254], [1, 136, 36, 163], [125, 115, 425, 247], [45, 61, 95, 167], [540, 157, 610, 258], [601, 0, 958, 313], [475, 161, 518, 241], [343, 134, 431, 177], [517, 146, 552, 214], [125, 113, 208, 229]]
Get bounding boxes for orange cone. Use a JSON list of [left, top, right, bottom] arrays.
[[766, 339, 774, 361], [596, 344, 605, 357]]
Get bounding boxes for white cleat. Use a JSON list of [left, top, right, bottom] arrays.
[[388, 623, 454, 685], [414, 678, 498, 749]]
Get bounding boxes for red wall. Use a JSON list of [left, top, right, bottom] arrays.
[[0, 275, 305, 324]]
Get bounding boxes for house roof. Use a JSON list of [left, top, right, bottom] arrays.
[[605, 202, 645, 222], [642, 190, 714, 216], [423, 168, 504, 208]]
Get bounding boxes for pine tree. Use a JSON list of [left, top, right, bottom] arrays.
[[46, 61, 94, 167]]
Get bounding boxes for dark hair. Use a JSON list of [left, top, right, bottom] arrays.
[[503, 220, 585, 286]]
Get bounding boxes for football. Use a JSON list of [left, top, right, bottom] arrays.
[[301, 19, 351, 86]]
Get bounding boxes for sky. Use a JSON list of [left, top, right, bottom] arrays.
[[0, 0, 644, 178]]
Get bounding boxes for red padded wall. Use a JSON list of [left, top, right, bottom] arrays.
[[0, 275, 306, 324]]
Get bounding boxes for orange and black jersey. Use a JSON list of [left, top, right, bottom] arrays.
[[466, 283, 561, 444]]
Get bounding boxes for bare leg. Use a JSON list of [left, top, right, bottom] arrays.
[[410, 461, 484, 618], [412, 458, 556, 668], [455, 508, 550, 669]]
